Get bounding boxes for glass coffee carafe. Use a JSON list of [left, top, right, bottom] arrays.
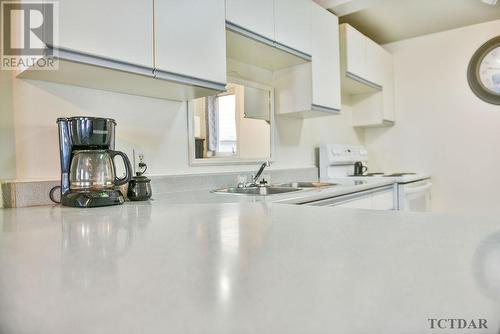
[[69, 150, 131, 190]]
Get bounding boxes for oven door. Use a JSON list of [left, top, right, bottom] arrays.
[[398, 179, 432, 212]]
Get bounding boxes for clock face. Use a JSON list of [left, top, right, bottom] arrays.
[[478, 46, 500, 95], [468, 36, 500, 104]]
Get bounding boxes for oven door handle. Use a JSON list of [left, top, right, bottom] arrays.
[[404, 182, 432, 195]]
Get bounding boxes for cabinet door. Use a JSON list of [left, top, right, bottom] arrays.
[[226, 0, 274, 40], [372, 189, 394, 210], [365, 39, 384, 86], [274, 0, 312, 55], [381, 50, 395, 122], [343, 24, 366, 79], [55, 0, 153, 67], [155, 0, 226, 84], [334, 196, 372, 209], [311, 4, 341, 111]]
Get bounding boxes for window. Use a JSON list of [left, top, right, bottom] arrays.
[[190, 80, 272, 163], [216, 94, 237, 154]]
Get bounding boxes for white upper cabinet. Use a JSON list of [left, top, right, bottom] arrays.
[[21, 0, 228, 101], [342, 24, 366, 81], [365, 38, 384, 86], [226, 0, 275, 41], [54, 0, 154, 68], [226, 0, 312, 58], [340, 23, 395, 126], [340, 23, 384, 90], [311, 3, 341, 112], [155, 0, 227, 85], [274, 0, 312, 56], [381, 49, 395, 122], [274, 3, 341, 118]]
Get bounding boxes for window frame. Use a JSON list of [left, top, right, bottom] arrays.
[[187, 77, 275, 166]]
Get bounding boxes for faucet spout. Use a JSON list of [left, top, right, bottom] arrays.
[[252, 160, 271, 185]]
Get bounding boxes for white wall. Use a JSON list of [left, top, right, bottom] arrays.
[[365, 19, 500, 214], [0, 71, 16, 180], [5, 61, 363, 180]]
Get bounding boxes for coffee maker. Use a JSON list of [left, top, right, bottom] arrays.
[[55, 117, 132, 208]]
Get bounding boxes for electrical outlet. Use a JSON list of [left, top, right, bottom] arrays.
[[135, 151, 147, 175], [132, 149, 146, 174]]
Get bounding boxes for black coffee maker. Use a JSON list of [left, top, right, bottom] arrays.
[[52, 117, 132, 208]]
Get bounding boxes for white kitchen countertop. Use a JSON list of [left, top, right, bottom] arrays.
[[1, 185, 500, 333], [204, 178, 394, 205]]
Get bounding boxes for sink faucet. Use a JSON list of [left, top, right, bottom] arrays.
[[251, 160, 271, 186]]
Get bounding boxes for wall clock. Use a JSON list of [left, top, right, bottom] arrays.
[[468, 36, 500, 105]]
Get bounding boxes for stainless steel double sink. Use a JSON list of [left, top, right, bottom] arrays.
[[212, 182, 336, 196]]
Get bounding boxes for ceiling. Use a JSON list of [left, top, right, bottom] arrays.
[[314, 0, 500, 44]]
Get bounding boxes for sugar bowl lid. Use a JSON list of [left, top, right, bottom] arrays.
[[131, 173, 151, 183]]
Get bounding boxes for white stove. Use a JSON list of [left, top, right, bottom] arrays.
[[319, 144, 432, 212]]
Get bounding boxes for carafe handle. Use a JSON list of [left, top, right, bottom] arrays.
[[108, 150, 133, 186]]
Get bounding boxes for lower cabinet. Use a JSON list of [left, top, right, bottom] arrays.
[[371, 188, 395, 210], [305, 187, 395, 210], [335, 196, 373, 209], [335, 189, 394, 210]]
